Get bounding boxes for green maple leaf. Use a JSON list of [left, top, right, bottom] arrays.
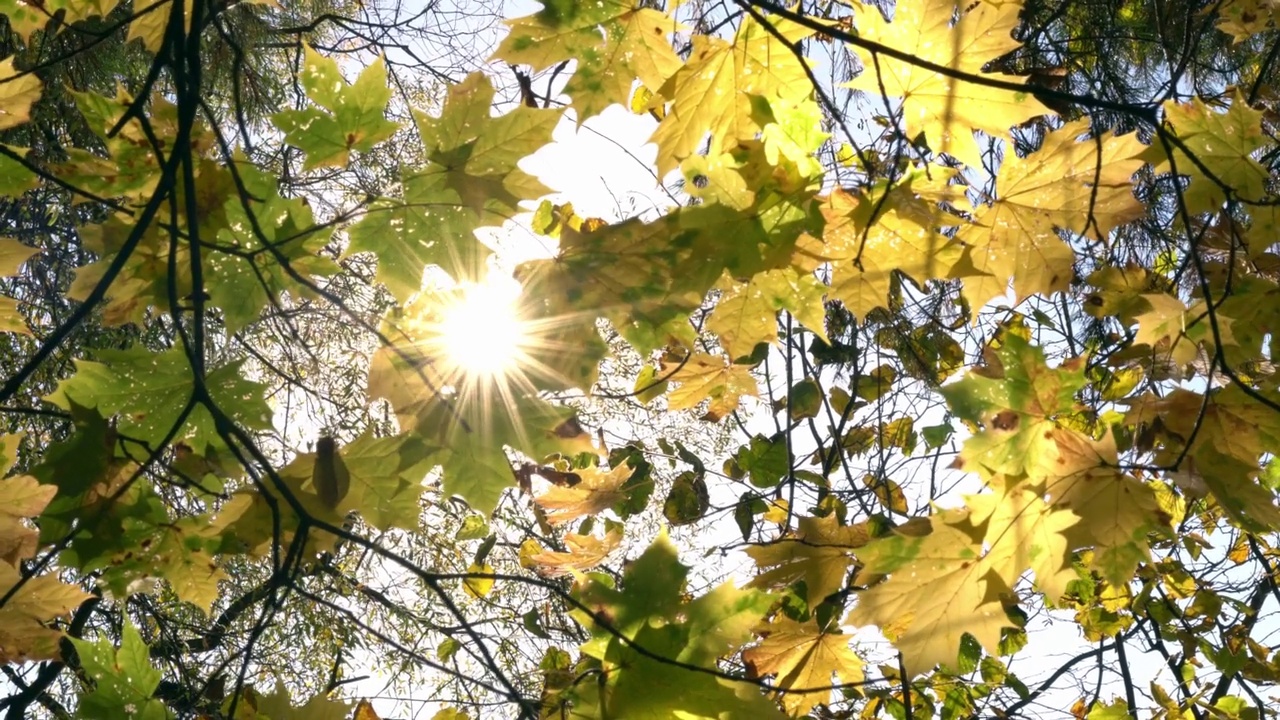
[[520, 140, 819, 356], [518, 213, 711, 354], [494, 0, 683, 121], [1142, 90, 1269, 214], [573, 534, 782, 719], [71, 621, 172, 720], [45, 348, 271, 454], [369, 362, 589, 513], [348, 73, 560, 298], [0, 144, 37, 197], [0, 0, 117, 42], [434, 395, 587, 515], [246, 431, 437, 535], [271, 45, 399, 170], [941, 334, 1086, 478], [210, 158, 339, 331], [415, 72, 560, 214], [346, 171, 486, 301], [245, 681, 353, 720]]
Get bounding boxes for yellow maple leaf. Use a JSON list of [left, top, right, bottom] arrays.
[[128, 0, 194, 54], [743, 616, 864, 717], [463, 562, 495, 599], [808, 186, 962, 321], [0, 475, 55, 564], [966, 486, 1079, 603], [955, 119, 1147, 309], [845, 518, 1011, 677], [708, 268, 829, 359], [746, 514, 869, 606], [1131, 292, 1203, 368], [0, 238, 37, 279], [494, 0, 684, 121], [1041, 428, 1162, 587], [1215, 0, 1280, 42], [0, 561, 93, 663], [534, 463, 634, 525], [664, 352, 759, 421], [0, 58, 42, 131], [527, 529, 623, 577], [650, 14, 814, 175], [845, 0, 1051, 167]]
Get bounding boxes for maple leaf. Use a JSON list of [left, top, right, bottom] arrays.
[[518, 214, 705, 355], [663, 352, 759, 421], [1083, 264, 1171, 322], [45, 348, 271, 455], [0, 472, 55, 564], [707, 268, 829, 360], [845, 0, 1051, 168], [494, 0, 684, 121], [0, 57, 41, 131], [1128, 386, 1280, 531], [966, 487, 1079, 602], [414, 72, 560, 215], [1215, 0, 1280, 41], [745, 514, 870, 606], [0, 144, 36, 197], [70, 621, 171, 720], [800, 184, 962, 321], [350, 73, 560, 299], [244, 682, 353, 720], [0, 238, 38, 280], [438, 402, 593, 516], [572, 534, 783, 719], [535, 463, 634, 525], [0, 560, 93, 663], [271, 45, 399, 169], [650, 13, 814, 175], [0, 0, 117, 42], [955, 120, 1147, 309], [845, 515, 1012, 677], [207, 158, 339, 332], [1041, 429, 1163, 586], [128, 0, 191, 53], [368, 319, 592, 515], [527, 529, 623, 577], [53, 89, 204, 205], [1142, 91, 1269, 214], [520, 136, 822, 358], [1131, 292, 1204, 368], [743, 617, 864, 717], [941, 334, 1087, 478], [283, 432, 436, 531]]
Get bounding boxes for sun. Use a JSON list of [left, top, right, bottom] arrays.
[[435, 275, 530, 381]]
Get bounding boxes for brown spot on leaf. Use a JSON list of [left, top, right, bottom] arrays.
[[991, 409, 1019, 431]]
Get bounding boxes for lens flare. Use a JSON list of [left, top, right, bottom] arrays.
[[436, 278, 529, 380]]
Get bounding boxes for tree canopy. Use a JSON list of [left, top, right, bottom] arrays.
[[3, 0, 1280, 718]]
